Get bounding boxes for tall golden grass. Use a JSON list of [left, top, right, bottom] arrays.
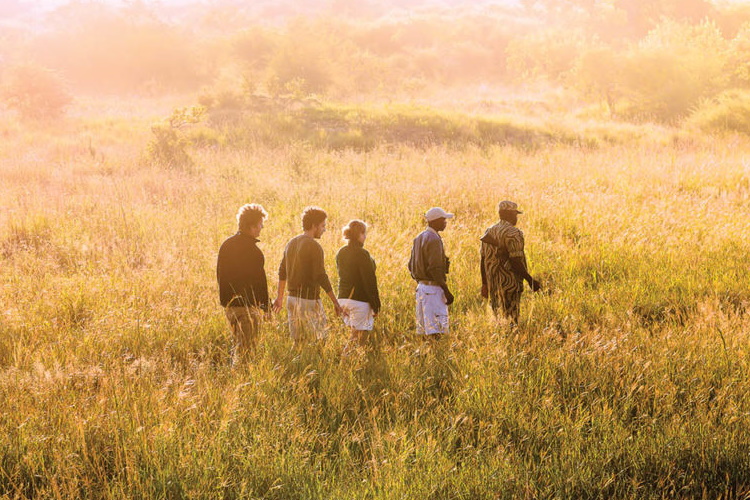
[[1, 98, 750, 498]]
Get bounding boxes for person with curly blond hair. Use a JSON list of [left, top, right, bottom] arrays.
[[217, 203, 269, 362]]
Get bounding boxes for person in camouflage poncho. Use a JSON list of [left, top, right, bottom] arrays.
[[480, 201, 541, 325]]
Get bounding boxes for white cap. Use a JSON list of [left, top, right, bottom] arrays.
[[425, 207, 454, 222]]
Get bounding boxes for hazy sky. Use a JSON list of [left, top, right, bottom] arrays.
[[17, 0, 522, 11], [19, 0, 197, 8]]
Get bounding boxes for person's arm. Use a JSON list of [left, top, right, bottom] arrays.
[[252, 247, 270, 312], [273, 280, 286, 312], [325, 288, 343, 316], [258, 276, 270, 312], [217, 245, 230, 306], [407, 240, 417, 279], [216, 250, 223, 299], [358, 251, 380, 315], [318, 261, 342, 316], [480, 250, 488, 299], [424, 238, 453, 305], [317, 267, 340, 314], [313, 244, 343, 316], [273, 251, 287, 313], [506, 231, 541, 292], [216, 253, 221, 287], [479, 231, 498, 299], [508, 257, 540, 291]]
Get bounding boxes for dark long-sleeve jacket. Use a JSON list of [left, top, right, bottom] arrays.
[[217, 232, 269, 309], [278, 234, 333, 300], [336, 241, 381, 313]]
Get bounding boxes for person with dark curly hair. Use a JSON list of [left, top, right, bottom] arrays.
[[274, 206, 343, 343]]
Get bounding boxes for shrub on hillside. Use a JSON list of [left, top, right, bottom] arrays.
[[506, 29, 590, 82], [727, 23, 750, 88], [686, 90, 750, 134], [145, 107, 205, 169], [0, 64, 72, 120], [570, 46, 624, 116], [265, 21, 334, 96], [617, 20, 729, 122]]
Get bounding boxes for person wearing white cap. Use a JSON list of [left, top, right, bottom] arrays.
[[408, 207, 455, 338], [480, 200, 541, 326]]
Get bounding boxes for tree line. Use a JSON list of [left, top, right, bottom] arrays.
[[3, 0, 750, 127]]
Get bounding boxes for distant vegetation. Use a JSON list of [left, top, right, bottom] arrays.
[[0, 64, 71, 121], [4, 0, 750, 131], [3, 1, 750, 498]]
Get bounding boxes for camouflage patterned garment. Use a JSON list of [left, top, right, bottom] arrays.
[[480, 219, 526, 322]]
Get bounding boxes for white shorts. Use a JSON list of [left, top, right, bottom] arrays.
[[287, 296, 327, 341], [415, 283, 449, 335], [339, 298, 374, 331]]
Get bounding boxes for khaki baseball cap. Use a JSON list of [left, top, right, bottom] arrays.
[[425, 207, 454, 222], [498, 200, 522, 213]]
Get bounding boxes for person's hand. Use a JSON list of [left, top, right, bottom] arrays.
[[481, 284, 488, 299], [529, 278, 542, 292], [444, 289, 455, 306], [334, 302, 344, 317], [272, 297, 284, 313]]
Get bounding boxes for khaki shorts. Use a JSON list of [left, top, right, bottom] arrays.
[[415, 283, 449, 336], [287, 296, 327, 341]]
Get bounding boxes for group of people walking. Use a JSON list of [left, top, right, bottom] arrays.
[[217, 201, 540, 362]]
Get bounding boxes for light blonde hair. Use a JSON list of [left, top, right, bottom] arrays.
[[342, 219, 367, 240], [236, 204, 267, 231]]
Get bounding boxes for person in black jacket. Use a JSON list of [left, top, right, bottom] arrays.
[[217, 204, 268, 362], [336, 219, 380, 346]]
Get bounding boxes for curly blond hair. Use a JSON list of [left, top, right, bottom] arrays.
[[236, 204, 267, 231]]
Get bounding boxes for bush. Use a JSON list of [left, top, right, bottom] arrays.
[[686, 89, 750, 134], [618, 20, 729, 122], [506, 29, 590, 83], [145, 107, 205, 169], [570, 46, 624, 116], [0, 64, 72, 120]]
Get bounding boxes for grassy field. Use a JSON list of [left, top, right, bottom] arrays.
[[1, 97, 750, 499]]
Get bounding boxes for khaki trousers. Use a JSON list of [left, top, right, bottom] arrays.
[[225, 306, 262, 362]]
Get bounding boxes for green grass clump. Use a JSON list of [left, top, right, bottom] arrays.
[[197, 100, 582, 151]]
